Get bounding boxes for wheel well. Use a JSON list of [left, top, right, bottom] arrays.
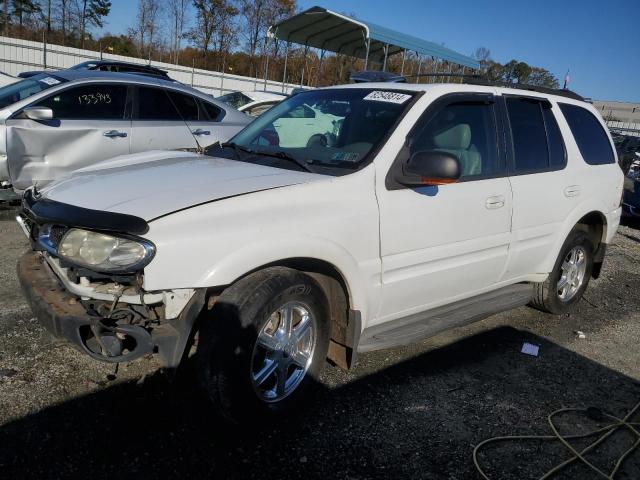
[[222, 258, 356, 370], [573, 211, 607, 278]]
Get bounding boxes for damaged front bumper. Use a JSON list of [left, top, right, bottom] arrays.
[[17, 251, 205, 369]]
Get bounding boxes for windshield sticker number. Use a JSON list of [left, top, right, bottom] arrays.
[[332, 152, 360, 162], [363, 91, 411, 104], [78, 93, 112, 105], [39, 77, 60, 86]]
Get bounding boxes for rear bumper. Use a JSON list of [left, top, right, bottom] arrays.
[[18, 251, 205, 368]]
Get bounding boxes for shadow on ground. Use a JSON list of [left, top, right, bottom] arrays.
[[1, 326, 639, 479]]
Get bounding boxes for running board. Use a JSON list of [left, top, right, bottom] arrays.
[[358, 284, 533, 352]]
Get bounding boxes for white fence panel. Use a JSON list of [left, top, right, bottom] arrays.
[[0, 35, 297, 96]]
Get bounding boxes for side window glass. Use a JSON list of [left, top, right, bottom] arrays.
[[137, 87, 181, 120], [543, 107, 566, 168], [506, 98, 549, 172], [33, 84, 127, 120], [559, 103, 615, 165], [167, 91, 199, 121], [410, 101, 499, 178], [200, 100, 221, 121]]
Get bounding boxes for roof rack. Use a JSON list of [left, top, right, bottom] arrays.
[[408, 72, 584, 101]]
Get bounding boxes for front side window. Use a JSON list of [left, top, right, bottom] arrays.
[[409, 100, 500, 179], [32, 83, 127, 120], [0, 75, 68, 109], [559, 103, 615, 165], [221, 88, 415, 175], [137, 87, 181, 120]]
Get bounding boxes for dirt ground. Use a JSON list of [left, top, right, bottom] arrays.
[[0, 206, 639, 479]]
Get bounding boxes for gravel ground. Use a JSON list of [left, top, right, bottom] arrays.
[[0, 207, 639, 479]]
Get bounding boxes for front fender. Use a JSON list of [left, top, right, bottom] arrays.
[[196, 236, 373, 320]]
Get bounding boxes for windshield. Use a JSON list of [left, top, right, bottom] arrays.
[[216, 88, 415, 174], [217, 91, 252, 109], [0, 75, 67, 109]]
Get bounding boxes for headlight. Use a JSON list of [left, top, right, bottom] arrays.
[[57, 228, 155, 272]]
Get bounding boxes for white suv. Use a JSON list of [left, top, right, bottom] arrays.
[[17, 82, 623, 419]]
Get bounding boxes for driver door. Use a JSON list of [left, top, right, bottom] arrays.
[[6, 83, 131, 190]]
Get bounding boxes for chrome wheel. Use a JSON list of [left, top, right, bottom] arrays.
[[250, 301, 316, 403], [557, 246, 587, 302]]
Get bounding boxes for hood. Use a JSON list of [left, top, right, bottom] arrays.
[[41, 150, 325, 221]]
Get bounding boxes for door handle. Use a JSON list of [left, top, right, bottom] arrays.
[[564, 185, 581, 197], [485, 195, 505, 209], [192, 129, 211, 136], [103, 130, 127, 138]]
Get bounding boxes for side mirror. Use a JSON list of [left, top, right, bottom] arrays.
[[23, 106, 53, 121], [398, 150, 461, 187]]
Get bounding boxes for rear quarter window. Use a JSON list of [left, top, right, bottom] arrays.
[[559, 103, 615, 165]]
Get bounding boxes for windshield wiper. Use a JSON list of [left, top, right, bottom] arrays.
[[251, 149, 316, 173], [219, 141, 254, 159]]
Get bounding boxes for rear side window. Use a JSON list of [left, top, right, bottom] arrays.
[[137, 87, 181, 120], [167, 91, 199, 121], [200, 100, 221, 121], [33, 84, 127, 120], [559, 103, 615, 165], [506, 98, 566, 173]]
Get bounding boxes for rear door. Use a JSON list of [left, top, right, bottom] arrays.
[[6, 82, 131, 190], [165, 90, 224, 148], [130, 86, 197, 153], [500, 96, 572, 279]]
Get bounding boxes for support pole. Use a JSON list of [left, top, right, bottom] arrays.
[[263, 35, 271, 92], [400, 50, 406, 75], [364, 37, 370, 70], [300, 45, 309, 87], [316, 49, 325, 87], [281, 41, 290, 93], [382, 44, 389, 72], [415, 54, 422, 84]]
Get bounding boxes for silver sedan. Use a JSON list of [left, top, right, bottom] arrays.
[[0, 70, 251, 191]]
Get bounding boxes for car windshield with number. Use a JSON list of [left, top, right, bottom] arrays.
[[214, 88, 415, 174], [0, 74, 67, 109]]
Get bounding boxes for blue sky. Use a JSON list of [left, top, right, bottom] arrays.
[[100, 0, 640, 102]]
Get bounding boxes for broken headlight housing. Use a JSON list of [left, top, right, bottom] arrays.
[[57, 228, 155, 273]]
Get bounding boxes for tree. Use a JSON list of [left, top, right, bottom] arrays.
[[12, 0, 40, 28], [80, 0, 111, 48], [168, 0, 189, 64], [188, 0, 238, 68], [239, 0, 295, 76], [130, 0, 162, 58]]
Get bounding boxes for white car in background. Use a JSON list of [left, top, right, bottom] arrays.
[[0, 70, 250, 191], [217, 90, 286, 117]]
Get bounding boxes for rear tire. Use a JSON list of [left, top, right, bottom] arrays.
[[197, 267, 329, 422], [530, 230, 595, 314]]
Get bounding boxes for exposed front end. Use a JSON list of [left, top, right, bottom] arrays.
[[16, 189, 205, 369]]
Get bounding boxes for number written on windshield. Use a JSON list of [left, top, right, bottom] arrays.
[[77, 92, 112, 105]]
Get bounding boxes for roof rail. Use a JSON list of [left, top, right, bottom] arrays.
[[408, 72, 584, 101]]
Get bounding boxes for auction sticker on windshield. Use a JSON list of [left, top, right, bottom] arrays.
[[363, 91, 412, 104]]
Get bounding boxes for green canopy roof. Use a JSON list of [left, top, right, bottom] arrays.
[[269, 6, 479, 69]]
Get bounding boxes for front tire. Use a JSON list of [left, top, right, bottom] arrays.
[[197, 267, 329, 421], [530, 230, 595, 314]]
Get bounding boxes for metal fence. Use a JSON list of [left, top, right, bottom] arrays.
[[606, 120, 640, 137], [0, 35, 298, 96]]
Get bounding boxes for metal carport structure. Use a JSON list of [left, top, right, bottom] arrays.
[[266, 5, 479, 87]]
